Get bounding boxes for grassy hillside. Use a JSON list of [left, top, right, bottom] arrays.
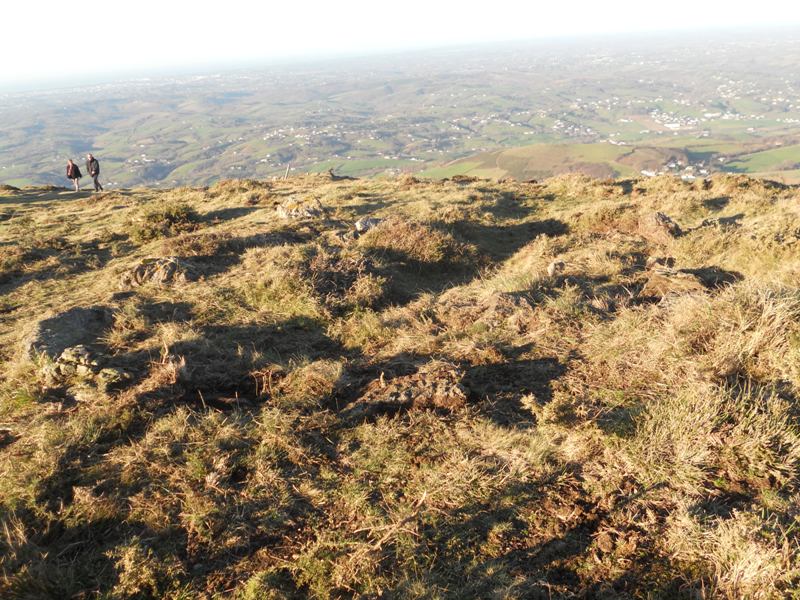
[[421, 139, 800, 184], [1, 173, 800, 598]]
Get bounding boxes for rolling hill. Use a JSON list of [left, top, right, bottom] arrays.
[[421, 143, 692, 180], [421, 138, 800, 184]]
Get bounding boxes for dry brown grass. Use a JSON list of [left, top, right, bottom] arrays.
[[1, 173, 799, 598]]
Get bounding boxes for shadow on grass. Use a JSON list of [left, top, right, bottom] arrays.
[[202, 206, 261, 222], [0, 237, 118, 295], [463, 357, 566, 428], [11, 314, 354, 596], [442, 218, 569, 261], [379, 460, 677, 598]]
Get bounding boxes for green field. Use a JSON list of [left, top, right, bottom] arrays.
[[726, 143, 800, 173]]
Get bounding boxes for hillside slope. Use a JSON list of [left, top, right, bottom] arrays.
[[1, 174, 800, 598], [422, 138, 800, 184], [421, 144, 692, 180]]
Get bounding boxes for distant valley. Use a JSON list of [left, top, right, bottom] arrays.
[[1, 29, 799, 187]]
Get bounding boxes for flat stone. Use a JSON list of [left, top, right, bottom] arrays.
[[640, 268, 706, 299]]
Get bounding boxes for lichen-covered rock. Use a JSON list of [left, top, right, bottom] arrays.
[[59, 345, 99, 366], [120, 257, 196, 287], [96, 367, 132, 390]]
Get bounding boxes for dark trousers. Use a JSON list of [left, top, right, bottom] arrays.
[[91, 174, 103, 191]]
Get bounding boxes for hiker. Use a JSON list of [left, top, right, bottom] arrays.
[[66, 159, 82, 192], [86, 153, 103, 192]]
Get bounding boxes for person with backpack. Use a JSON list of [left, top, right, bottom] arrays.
[[86, 153, 103, 192], [66, 159, 82, 192]]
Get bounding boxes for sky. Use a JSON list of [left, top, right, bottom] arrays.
[[2, 0, 799, 88]]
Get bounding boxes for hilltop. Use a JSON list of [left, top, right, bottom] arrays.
[[1, 173, 800, 598]]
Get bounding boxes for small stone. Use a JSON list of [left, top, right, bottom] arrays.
[[645, 256, 676, 269], [75, 364, 94, 378], [96, 367, 132, 391], [58, 363, 78, 376], [59, 345, 93, 365], [40, 362, 60, 384], [354, 216, 382, 234], [547, 260, 565, 277]]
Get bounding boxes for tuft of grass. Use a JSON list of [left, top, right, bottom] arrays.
[[358, 217, 478, 266], [128, 202, 200, 242]]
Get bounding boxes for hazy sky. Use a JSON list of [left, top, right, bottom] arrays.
[[3, 0, 799, 87]]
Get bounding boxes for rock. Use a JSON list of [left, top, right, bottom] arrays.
[[640, 267, 706, 299], [58, 362, 78, 377], [697, 215, 743, 230], [346, 361, 467, 419], [75, 364, 94, 378], [640, 212, 682, 244], [40, 362, 61, 385], [24, 306, 112, 361], [547, 260, 565, 277], [645, 256, 676, 269], [120, 257, 196, 288], [354, 216, 382, 234], [59, 345, 98, 366], [96, 367, 132, 390], [276, 199, 324, 220]]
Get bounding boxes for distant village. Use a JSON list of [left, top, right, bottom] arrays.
[[2, 41, 799, 187]]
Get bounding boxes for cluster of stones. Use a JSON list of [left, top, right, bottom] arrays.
[[40, 344, 130, 393]]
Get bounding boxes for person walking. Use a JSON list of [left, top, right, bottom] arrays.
[[66, 159, 83, 192], [86, 153, 103, 192]]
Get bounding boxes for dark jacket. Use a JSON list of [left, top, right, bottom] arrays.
[[67, 163, 82, 179], [86, 157, 100, 176]]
